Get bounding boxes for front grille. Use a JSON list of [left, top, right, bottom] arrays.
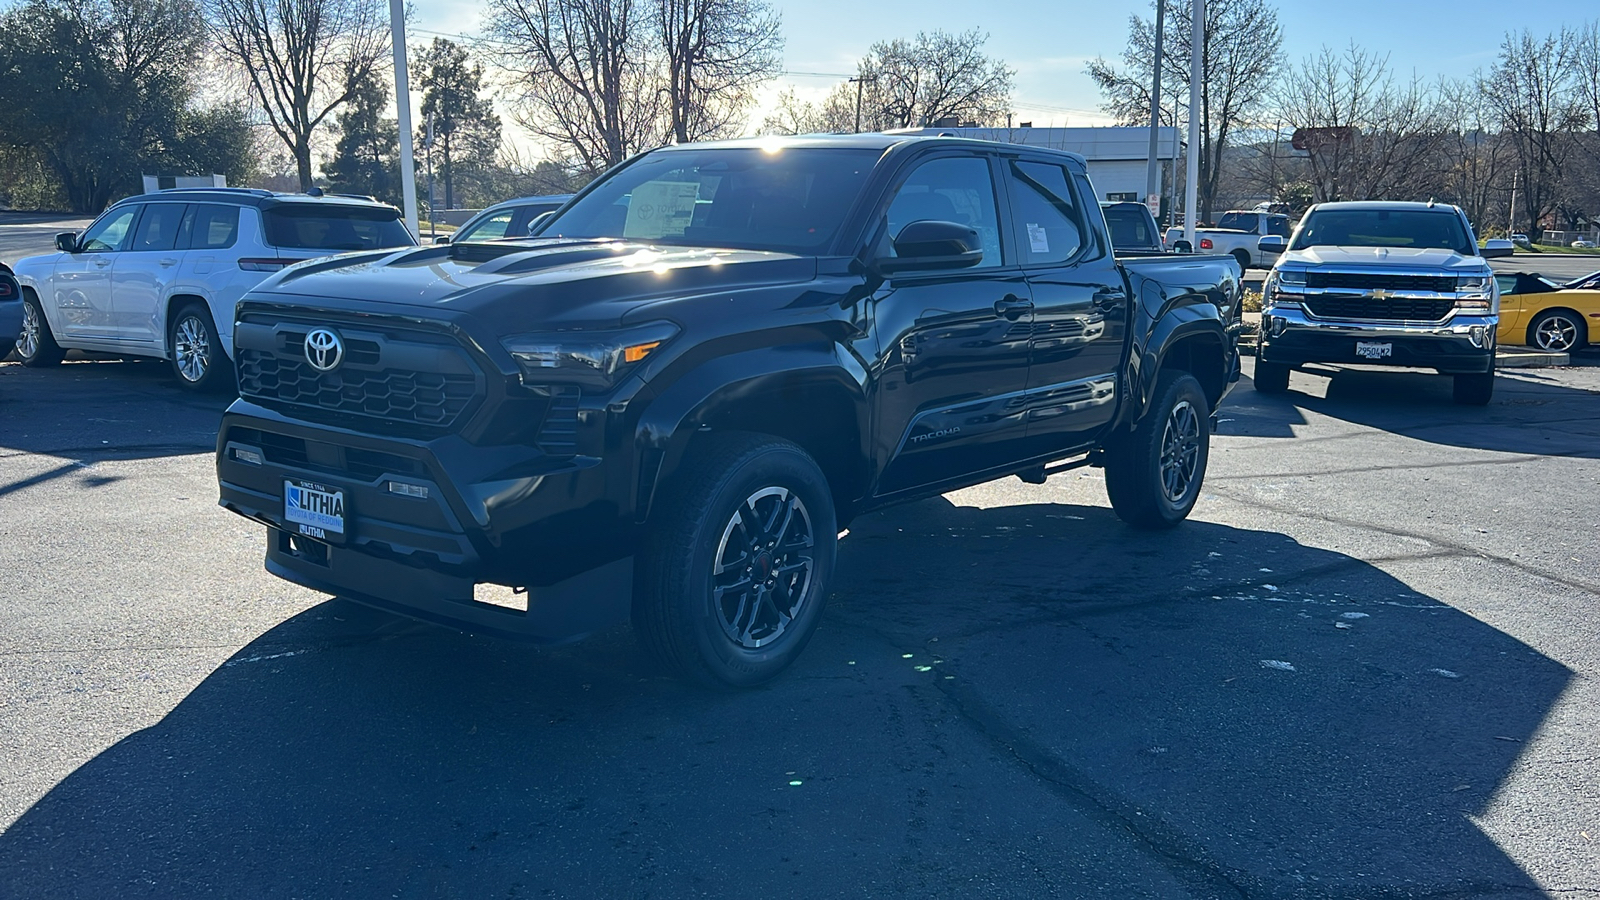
[[1303, 296, 1457, 322], [230, 426, 428, 481], [1306, 272, 1457, 292], [238, 354, 476, 427]]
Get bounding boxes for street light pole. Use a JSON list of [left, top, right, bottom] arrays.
[[849, 76, 876, 134], [1182, 0, 1203, 248], [389, 0, 419, 239], [1145, 0, 1166, 211]]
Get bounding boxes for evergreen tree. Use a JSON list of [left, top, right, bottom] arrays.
[[324, 70, 401, 205], [415, 38, 501, 209]]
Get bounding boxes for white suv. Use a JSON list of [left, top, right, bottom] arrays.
[[11, 189, 416, 390]]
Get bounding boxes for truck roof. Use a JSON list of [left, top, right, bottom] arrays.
[[1307, 200, 1460, 212], [658, 132, 1089, 167]]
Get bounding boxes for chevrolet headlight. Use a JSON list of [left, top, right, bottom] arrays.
[[1264, 268, 1305, 308], [502, 322, 679, 388], [1455, 274, 1492, 311]]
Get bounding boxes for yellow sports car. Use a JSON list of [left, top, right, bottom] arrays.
[[1494, 273, 1597, 352]]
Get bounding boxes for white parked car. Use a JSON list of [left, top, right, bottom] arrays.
[[1571, 239, 1596, 249], [11, 188, 416, 390]]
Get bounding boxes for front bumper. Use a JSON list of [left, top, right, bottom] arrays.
[[1258, 306, 1496, 374], [216, 400, 635, 642]]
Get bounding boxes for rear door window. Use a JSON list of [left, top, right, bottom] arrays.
[[262, 205, 414, 251], [1005, 160, 1086, 265], [130, 204, 187, 251], [181, 204, 240, 250]]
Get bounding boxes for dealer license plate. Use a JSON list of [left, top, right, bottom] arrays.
[[1355, 341, 1393, 360], [284, 480, 345, 541]]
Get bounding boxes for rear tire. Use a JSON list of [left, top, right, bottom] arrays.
[[1452, 369, 1495, 406], [167, 303, 233, 393], [1104, 372, 1211, 530], [634, 433, 837, 687], [1231, 248, 1251, 272], [16, 293, 64, 367], [1253, 359, 1290, 394]]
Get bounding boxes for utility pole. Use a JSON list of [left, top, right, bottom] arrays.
[[1182, 0, 1203, 248], [850, 76, 876, 133], [425, 111, 436, 242], [1167, 98, 1179, 229], [389, 0, 418, 239], [1145, 0, 1166, 213], [1509, 169, 1518, 236]]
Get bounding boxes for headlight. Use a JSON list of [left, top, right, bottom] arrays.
[[1455, 274, 1492, 311], [502, 322, 679, 389], [1274, 268, 1306, 287], [1263, 269, 1305, 309]]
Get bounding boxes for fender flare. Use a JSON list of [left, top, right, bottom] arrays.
[[1129, 307, 1231, 424], [631, 342, 870, 521]]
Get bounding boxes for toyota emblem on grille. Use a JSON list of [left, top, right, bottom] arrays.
[[305, 328, 344, 372]]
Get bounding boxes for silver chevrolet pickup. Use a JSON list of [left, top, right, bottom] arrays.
[[1253, 201, 1512, 405]]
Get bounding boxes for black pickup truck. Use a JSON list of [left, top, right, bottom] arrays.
[[216, 134, 1242, 686]]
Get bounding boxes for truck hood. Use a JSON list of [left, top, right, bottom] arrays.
[[247, 238, 818, 330], [1277, 245, 1486, 271]]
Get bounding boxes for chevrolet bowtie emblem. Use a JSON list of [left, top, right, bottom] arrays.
[[1371, 289, 1391, 300]]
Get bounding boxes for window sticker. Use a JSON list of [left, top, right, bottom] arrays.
[[1027, 223, 1049, 253], [623, 181, 700, 239]]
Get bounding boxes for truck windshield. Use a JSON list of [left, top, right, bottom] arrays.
[[537, 147, 882, 254], [1290, 208, 1474, 255]]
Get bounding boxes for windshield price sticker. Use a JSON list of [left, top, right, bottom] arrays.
[[1355, 341, 1393, 359], [623, 181, 700, 239], [285, 480, 345, 539]]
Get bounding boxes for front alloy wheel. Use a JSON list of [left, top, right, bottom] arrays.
[[635, 433, 837, 687], [1530, 310, 1583, 352], [16, 295, 64, 367], [712, 487, 816, 649]]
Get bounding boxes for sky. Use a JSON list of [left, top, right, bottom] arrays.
[[407, 0, 1599, 143]]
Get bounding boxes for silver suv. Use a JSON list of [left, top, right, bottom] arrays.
[[11, 188, 416, 390]]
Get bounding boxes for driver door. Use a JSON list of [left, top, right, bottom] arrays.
[[871, 152, 1035, 496], [50, 205, 139, 342]]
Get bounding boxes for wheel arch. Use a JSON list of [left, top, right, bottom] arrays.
[[164, 294, 227, 361], [635, 346, 870, 525]]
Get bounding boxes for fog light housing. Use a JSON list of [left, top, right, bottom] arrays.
[[387, 481, 429, 499], [233, 447, 263, 466], [1468, 325, 1487, 349]]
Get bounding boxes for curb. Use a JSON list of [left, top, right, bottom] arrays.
[[1496, 348, 1570, 368]]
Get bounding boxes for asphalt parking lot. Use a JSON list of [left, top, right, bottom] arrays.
[[0, 348, 1596, 898]]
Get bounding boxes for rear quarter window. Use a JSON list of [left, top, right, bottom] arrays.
[[262, 206, 414, 251]]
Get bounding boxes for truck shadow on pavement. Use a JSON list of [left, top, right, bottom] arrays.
[[1231, 363, 1600, 458], [0, 499, 1568, 898]]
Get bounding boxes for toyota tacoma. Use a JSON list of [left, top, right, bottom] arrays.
[[216, 134, 1243, 686]]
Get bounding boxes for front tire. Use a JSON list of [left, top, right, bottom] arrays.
[[635, 433, 837, 687], [168, 303, 232, 392], [1528, 309, 1585, 352], [16, 293, 64, 367], [1104, 372, 1211, 530], [1253, 359, 1290, 394], [1453, 369, 1495, 406]]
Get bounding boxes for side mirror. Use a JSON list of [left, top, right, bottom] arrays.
[[875, 220, 984, 275], [433, 234, 451, 244], [55, 232, 80, 253], [1171, 239, 1193, 254], [1257, 235, 1287, 255], [1480, 238, 1514, 259], [527, 211, 556, 235]]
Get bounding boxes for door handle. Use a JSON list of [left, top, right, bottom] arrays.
[[158, 258, 177, 267], [93, 258, 111, 268], [1092, 288, 1126, 310], [994, 294, 1033, 320]]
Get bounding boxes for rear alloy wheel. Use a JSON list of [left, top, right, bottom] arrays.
[[16, 294, 64, 367], [1104, 372, 1211, 529], [1528, 309, 1585, 352], [168, 303, 232, 392], [1253, 359, 1290, 394], [635, 433, 836, 687]]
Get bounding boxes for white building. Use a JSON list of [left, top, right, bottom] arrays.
[[894, 126, 1183, 205]]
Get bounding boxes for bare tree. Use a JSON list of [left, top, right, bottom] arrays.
[[849, 30, 1013, 131], [208, 0, 389, 191], [1274, 44, 1455, 203], [1481, 28, 1587, 236], [759, 88, 839, 135], [488, 0, 668, 175], [1440, 76, 1514, 233], [1087, 0, 1283, 222], [655, 0, 782, 143]]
